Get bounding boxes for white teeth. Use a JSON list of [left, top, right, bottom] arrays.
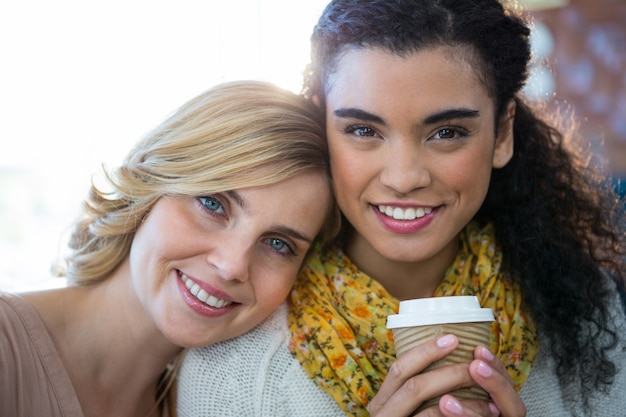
[[378, 205, 432, 220], [180, 273, 233, 309]]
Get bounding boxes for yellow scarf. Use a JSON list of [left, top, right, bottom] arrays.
[[288, 222, 538, 417]]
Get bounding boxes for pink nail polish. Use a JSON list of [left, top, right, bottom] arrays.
[[481, 346, 495, 361], [437, 334, 456, 347], [477, 360, 493, 377], [444, 397, 463, 415]]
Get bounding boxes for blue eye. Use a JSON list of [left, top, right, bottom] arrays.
[[199, 196, 224, 213], [269, 238, 286, 251], [266, 237, 296, 256]]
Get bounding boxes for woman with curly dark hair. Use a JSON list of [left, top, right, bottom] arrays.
[[177, 1, 626, 416]]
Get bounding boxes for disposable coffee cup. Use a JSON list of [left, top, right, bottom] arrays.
[[386, 296, 494, 412]]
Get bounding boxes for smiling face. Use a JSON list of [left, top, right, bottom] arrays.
[[324, 47, 514, 295], [129, 170, 331, 347]]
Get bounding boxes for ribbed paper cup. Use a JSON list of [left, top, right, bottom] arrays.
[[386, 296, 494, 413]]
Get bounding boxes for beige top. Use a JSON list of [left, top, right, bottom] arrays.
[[0, 290, 84, 417]]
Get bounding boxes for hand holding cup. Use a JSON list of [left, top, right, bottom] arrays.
[[386, 296, 494, 412]]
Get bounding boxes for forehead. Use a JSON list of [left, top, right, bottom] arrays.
[[325, 47, 495, 118]]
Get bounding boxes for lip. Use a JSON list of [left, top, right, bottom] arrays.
[[176, 271, 240, 318], [371, 204, 437, 234]]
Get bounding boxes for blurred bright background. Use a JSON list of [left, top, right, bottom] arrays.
[[0, 0, 329, 291], [1, 0, 624, 291]]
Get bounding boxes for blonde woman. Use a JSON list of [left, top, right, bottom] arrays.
[[0, 80, 339, 417]]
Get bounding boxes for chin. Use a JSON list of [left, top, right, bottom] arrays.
[[167, 331, 216, 349], [370, 242, 426, 261]]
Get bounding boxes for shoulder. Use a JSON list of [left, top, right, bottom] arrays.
[[0, 292, 31, 416], [1, 290, 48, 376], [0, 290, 39, 343], [177, 303, 289, 416], [0, 289, 68, 351], [180, 302, 291, 379], [520, 290, 626, 416], [0, 290, 84, 417], [177, 302, 343, 417]]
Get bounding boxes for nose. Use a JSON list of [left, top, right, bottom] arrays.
[[379, 138, 431, 194], [205, 236, 251, 282]]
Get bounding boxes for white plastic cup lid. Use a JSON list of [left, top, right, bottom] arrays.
[[386, 296, 494, 329]]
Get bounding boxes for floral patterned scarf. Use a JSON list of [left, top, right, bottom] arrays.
[[288, 221, 538, 417]]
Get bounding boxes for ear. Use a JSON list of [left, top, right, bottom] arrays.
[[492, 99, 515, 169], [312, 95, 321, 108]]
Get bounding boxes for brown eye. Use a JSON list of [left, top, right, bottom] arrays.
[[345, 125, 378, 137], [433, 126, 469, 141], [436, 128, 455, 139]]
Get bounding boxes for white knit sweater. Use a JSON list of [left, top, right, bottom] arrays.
[[177, 296, 626, 417], [177, 303, 344, 417]]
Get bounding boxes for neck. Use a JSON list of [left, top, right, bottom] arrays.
[[344, 233, 459, 300]]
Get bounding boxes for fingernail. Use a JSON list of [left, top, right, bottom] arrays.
[[477, 360, 493, 377], [489, 402, 500, 415], [481, 346, 495, 361], [444, 397, 463, 415], [436, 334, 456, 347]]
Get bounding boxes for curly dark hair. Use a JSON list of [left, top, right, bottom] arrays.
[[303, 0, 626, 408]]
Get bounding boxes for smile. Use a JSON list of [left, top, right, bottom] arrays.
[[180, 273, 233, 308], [377, 205, 433, 220]]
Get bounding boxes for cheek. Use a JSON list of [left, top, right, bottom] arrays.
[[330, 161, 359, 214], [129, 225, 156, 280], [253, 270, 295, 310], [329, 147, 345, 182], [329, 144, 367, 197], [444, 153, 493, 200], [130, 226, 170, 278]]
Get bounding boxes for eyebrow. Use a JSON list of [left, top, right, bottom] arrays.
[[272, 226, 314, 244], [333, 107, 480, 127], [333, 108, 386, 125], [423, 108, 480, 125], [226, 190, 313, 244], [226, 190, 247, 213]]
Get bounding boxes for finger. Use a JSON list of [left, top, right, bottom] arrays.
[[373, 362, 482, 417], [473, 346, 513, 389], [384, 362, 476, 415], [369, 334, 460, 416], [468, 349, 527, 417], [438, 395, 500, 417]]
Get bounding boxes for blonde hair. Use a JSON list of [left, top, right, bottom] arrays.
[[60, 80, 339, 285]]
